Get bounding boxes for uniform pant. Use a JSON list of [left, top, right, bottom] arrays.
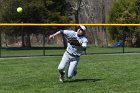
[[58, 51, 80, 79]]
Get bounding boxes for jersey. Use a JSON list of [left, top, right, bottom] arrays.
[[60, 30, 88, 56]]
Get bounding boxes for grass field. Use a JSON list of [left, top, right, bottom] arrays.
[[0, 53, 140, 93]]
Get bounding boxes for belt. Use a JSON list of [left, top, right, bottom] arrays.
[[66, 51, 80, 57]]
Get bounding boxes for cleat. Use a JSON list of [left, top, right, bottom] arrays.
[[59, 75, 64, 82], [59, 71, 65, 82]]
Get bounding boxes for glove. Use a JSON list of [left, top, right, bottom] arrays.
[[68, 38, 81, 46]]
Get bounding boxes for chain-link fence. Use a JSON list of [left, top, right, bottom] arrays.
[[0, 24, 140, 58]]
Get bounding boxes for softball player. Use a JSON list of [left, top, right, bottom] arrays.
[[49, 25, 88, 82]]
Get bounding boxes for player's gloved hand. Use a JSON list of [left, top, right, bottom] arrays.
[[68, 38, 81, 46]]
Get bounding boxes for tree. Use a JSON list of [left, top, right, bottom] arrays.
[[108, 0, 138, 46], [135, 0, 140, 47], [0, 0, 70, 47]]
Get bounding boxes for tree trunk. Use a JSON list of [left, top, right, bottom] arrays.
[[101, 0, 107, 47], [67, 0, 112, 46], [25, 32, 31, 48], [93, 27, 99, 46], [21, 30, 25, 47]]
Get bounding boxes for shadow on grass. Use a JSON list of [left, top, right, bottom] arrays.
[[65, 78, 104, 83]]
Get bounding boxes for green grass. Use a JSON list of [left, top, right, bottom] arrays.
[[0, 54, 140, 93]]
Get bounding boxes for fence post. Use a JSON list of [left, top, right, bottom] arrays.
[[43, 30, 45, 56]]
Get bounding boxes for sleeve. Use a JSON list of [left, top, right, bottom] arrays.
[[59, 30, 64, 33], [59, 30, 76, 37]]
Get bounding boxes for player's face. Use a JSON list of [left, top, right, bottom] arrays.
[[77, 29, 84, 35]]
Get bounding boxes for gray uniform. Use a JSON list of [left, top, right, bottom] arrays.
[[58, 30, 88, 79]]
